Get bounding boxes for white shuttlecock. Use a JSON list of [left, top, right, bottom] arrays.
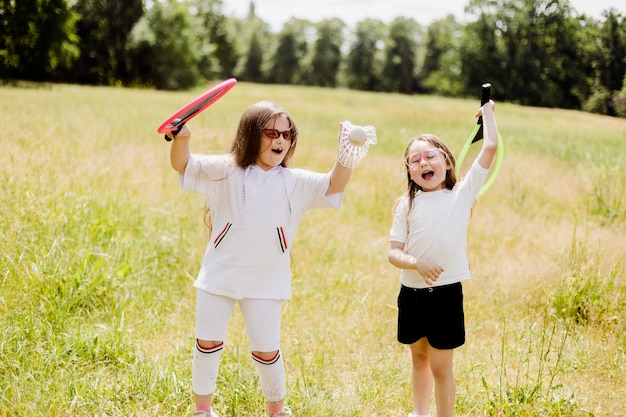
[[338, 120, 377, 168], [348, 126, 368, 145]]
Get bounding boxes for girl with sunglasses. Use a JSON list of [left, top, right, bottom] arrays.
[[166, 100, 374, 417], [387, 100, 498, 417]]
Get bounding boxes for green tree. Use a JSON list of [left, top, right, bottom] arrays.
[[126, 0, 202, 90], [458, 1, 501, 99], [308, 18, 346, 87], [0, 0, 79, 81], [420, 15, 464, 97], [345, 18, 385, 91], [462, 0, 586, 108], [242, 31, 265, 82], [266, 19, 309, 85], [382, 17, 422, 94], [68, 0, 143, 85], [192, 0, 239, 79], [71, 0, 144, 85], [597, 10, 626, 113]]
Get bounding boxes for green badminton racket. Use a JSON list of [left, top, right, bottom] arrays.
[[455, 83, 504, 197]]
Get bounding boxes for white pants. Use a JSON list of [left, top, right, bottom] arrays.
[[195, 289, 282, 352]]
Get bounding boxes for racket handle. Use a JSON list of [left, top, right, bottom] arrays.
[[480, 83, 491, 106], [163, 123, 185, 142], [477, 83, 491, 124], [472, 82, 491, 143]]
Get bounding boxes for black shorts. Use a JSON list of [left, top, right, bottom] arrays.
[[397, 282, 465, 350]]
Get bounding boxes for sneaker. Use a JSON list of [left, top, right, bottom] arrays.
[[269, 412, 292, 417], [193, 411, 219, 417]]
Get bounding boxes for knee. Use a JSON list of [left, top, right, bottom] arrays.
[[410, 348, 429, 367], [252, 350, 280, 362], [430, 362, 454, 381], [197, 339, 223, 350]]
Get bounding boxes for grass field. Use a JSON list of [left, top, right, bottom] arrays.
[[1, 81, 625, 417]]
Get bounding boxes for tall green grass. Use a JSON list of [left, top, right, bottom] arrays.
[[1, 82, 625, 416]]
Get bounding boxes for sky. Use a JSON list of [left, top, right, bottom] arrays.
[[222, 0, 624, 31]]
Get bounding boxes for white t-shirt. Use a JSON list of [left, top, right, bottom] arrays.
[[181, 153, 343, 300], [389, 160, 489, 288]]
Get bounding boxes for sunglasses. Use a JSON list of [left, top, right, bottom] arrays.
[[406, 148, 443, 168], [262, 128, 293, 141]]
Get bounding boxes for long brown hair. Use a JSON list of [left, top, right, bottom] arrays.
[[230, 101, 299, 168], [403, 134, 457, 211], [204, 101, 299, 235]]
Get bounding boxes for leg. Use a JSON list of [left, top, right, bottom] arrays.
[[251, 350, 285, 415], [409, 338, 433, 416], [194, 290, 235, 413], [240, 298, 285, 416], [193, 340, 223, 411], [429, 347, 455, 417]]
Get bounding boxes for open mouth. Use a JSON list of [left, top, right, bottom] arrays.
[[422, 170, 434, 180], [272, 147, 284, 155]]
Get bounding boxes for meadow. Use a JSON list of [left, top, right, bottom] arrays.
[[0, 81, 625, 417]]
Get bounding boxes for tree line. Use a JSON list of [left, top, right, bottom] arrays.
[[1, 0, 625, 117]]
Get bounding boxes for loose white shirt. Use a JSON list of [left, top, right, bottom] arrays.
[[389, 160, 489, 288], [181, 153, 343, 300]]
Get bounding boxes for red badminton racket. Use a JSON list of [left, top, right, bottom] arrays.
[[157, 78, 237, 141]]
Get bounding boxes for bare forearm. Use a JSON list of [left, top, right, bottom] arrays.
[[170, 136, 191, 174], [326, 161, 352, 195], [477, 101, 498, 169], [482, 103, 498, 149], [387, 247, 417, 270]]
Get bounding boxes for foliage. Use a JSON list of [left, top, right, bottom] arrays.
[[2, 0, 626, 111], [420, 15, 464, 96], [308, 18, 346, 88], [553, 229, 625, 330], [195, 0, 239, 79], [0, 0, 79, 80], [478, 316, 578, 416], [63, 0, 144, 85], [382, 17, 423, 94], [582, 85, 611, 114], [266, 20, 308, 85], [126, 0, 203, 90], [612, 79, 626, 117], [344, 19, 386, 92], [462, 0, 587, 108]]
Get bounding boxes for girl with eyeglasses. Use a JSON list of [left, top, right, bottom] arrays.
[[166, 100, 374, 417], [387, 100, 498, 417]]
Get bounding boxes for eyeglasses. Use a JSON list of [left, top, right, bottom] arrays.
[[406, 149, 443, 168], [262, 128, 293, 141]]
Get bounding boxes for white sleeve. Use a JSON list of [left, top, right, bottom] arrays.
[[389, 197, 409, 244], [180, 154, 232, 194], [290, 169, 344, 211], [459, 160, 490, 200]]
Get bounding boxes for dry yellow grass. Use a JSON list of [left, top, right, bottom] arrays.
[[1, 81, 624, 416]]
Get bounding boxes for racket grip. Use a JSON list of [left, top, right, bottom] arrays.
[[472, 82, 491, 143], [163, 123, 185, 142], [481, 83, 492, 106], [476, 82, 491, 125]]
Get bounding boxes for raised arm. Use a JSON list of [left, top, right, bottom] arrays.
[[327, 121, 376, 196], [326, 160, 352, 196], [476, 100, 498, 169], [168, 124, 192, 174]]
